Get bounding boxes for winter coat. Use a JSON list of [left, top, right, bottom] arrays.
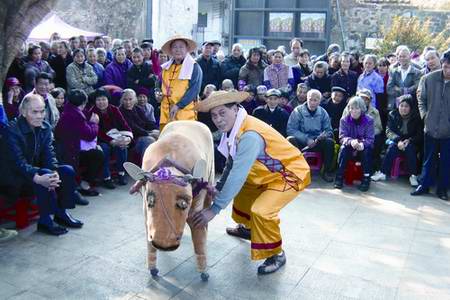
[[104, 58, 133, 89]]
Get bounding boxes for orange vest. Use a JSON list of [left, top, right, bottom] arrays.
[[160, 63, 197, 126], [237, 115, 311, 191]]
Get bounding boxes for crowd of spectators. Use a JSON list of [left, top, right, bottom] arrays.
[[0, 33, 449, 241]]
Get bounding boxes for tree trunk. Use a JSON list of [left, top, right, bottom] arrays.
[[0, 0, 58, 102]]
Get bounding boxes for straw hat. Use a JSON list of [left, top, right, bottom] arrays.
[[161, 35, 197, 55], [195, 90, 249, 112]]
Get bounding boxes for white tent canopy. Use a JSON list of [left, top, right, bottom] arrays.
[[28, 13, 103, 41]]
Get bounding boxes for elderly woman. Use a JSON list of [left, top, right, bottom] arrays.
[[119, 89, 158, 158], [3, 77, 24, 120], [86, 48, 105, 88], [238, 47, 266, 90], [334, 96, 375, 191], [159, 35, 202, 130], [24, 45, 55, 92], [91, 88, 132, 188], [104, 46, 133, 89], [305, 61, 332, 99], [371, 95, 423, 186], [50, 87, 66, 114], [263, 49, 294, 92], [66, 49, 98, 95], [55, 89, 104, 197], [96, 48, 111, 68], [357, 54, 384, 108], [192, 90, 310, 275]]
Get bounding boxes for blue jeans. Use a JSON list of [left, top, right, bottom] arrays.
[[420, 134, 450, 192], [134, 136, 155, 157], [336, 145, 372, 177], [99, 142, 127, 179], [33, 165, 76, 216], [382, 143, 418, 176]]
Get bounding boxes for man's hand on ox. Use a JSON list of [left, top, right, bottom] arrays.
[[192, 208, 216, 228]]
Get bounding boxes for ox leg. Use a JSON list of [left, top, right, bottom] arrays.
[[144, 196, 158, 277], [190, 226, 209, 281], [147, 242, 159, 276]]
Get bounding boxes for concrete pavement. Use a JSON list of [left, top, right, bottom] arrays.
[[1, 175, 450, 300]]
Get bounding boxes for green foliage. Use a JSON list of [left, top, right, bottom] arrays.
[[375, 16, 450, 56]]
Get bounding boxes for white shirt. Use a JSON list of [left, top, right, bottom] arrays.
[[400, 65, 411, 82]]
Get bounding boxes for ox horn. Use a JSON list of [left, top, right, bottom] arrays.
[[192, 159, 207, 180], [123, 162, 153, 182]]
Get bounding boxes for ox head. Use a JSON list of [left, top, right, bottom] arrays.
[[124, 159, 208, 251]]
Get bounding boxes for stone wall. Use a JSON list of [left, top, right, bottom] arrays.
[[331, 0, 450, 51], [53, 0, 147, 40]]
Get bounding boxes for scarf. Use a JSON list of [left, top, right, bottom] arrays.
[[217, 107, 247, 159], [161, 54, 196, 80]]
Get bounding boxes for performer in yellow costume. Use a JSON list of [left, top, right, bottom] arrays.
[[159, 35, 203, 130], [192, 91, 311, 275]]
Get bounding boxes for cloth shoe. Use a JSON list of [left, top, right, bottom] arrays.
[[74, 190, 89, 205], [78, 187, 99, 197], [257, 251, 286, 275], [226, 224, 251, 240], [371, 171, 386, 182], [411, 185, 429, 196], [103, 179, 116, 189], [358, 176, 371, 192], [0, 228, 18, 242], [334, 175, 343, 189], [54, 212, 84, 228], [409, 175, 419, 187], [437, 190, 448, 201], [37, 222, 68, 236], [117, 174, 128, 186], [321, 171, 334, 183]]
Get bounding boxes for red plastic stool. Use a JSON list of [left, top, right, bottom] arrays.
[[391, 156, 408, 179], [344, 160, 363, 185], [303, 152, 323, 171], [0, 196, 39, 229]]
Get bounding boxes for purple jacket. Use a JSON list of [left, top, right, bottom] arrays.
[[55, 103, 99, 170], [104, 58, 132, 89], [339, 113, 374, 148]]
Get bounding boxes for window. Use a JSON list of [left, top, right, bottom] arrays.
[[300, 13, 326, 39], [236, 12, 264, 35]]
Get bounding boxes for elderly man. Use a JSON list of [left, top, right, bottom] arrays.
[[422, 50, 441, 75], [159, 35, 203, 130], [412, 50, 450, 201], [6, 94, 84, 235], [386, 46, 422, 111], [284, 38, 304, 67], [30, 72, 59, 129], [192, 90, 310, 275], [287, 89, 335, 182], [305, 61, 332, 99], [197, 41, 222, 92], [221, 43, 246, 89]]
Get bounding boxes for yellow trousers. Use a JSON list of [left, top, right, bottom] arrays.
[[231, 181, 300, 260], [159, 98, 196, 131]]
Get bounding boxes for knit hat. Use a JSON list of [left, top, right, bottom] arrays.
[[137, 87, 150, 96], [256, 85, 268, 95], [357, 89, 371, 100], [332, 86, 347, 94], [5, 77, 20, 88]]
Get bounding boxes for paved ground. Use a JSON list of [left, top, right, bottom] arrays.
[[1, 174, 450, 300]]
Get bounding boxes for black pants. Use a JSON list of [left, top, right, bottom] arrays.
[[79, 149, 104, 183], [298, 138, 335, 173], [372, 133, 385, 173]]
